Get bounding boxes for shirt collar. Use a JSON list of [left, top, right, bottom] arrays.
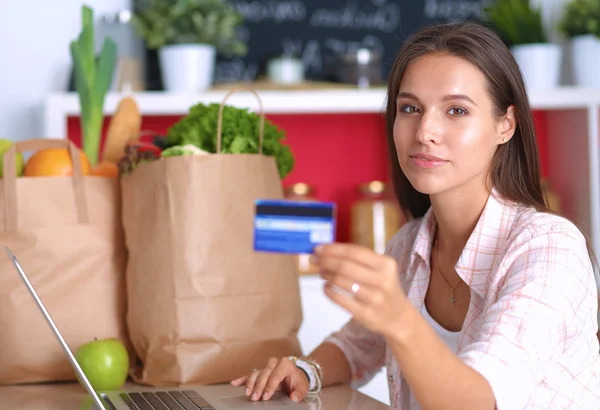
[[408, 188, 511, 299]]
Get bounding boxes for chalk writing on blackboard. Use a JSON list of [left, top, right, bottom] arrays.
[[309, 2, 401, 33], [233, 1, 308, 23], [214, 0, 490, 83], [424, 0, 494, 20]]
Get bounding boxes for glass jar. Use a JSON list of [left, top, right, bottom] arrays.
[[96, 10, 146, 92], [284, 182, 314, 201], [284, 183, 320, 275], [350, 181, 403, 254]]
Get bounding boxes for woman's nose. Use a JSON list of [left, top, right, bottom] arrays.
[[415, 113, 442, 144]]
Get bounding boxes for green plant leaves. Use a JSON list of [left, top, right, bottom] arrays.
[[484, 0, 547, 45], [131, 0, 247, 55], [559, 0, 600, 38]]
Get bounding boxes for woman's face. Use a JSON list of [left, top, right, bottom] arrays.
[[393, 52, 515, 197]]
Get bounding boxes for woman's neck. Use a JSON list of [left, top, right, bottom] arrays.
[[430, 183, 491, 259]]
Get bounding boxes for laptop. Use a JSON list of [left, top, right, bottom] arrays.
[[5, 246, 308, 410]]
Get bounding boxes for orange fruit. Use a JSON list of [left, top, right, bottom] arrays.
[[91, 161, 119, 178], [24, 148, 91, 177]]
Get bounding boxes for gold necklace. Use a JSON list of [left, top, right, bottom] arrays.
[[434, 238, 462, 308]]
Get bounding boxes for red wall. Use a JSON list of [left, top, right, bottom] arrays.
[[67, 110, 548, 242]]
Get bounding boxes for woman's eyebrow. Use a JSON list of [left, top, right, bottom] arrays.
[[442, 94, 478, 107], [397, 91, 419, 102], [396, 91, 478, 107]]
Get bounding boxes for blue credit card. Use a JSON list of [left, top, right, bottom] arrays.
[[253, 199, 336, 254]]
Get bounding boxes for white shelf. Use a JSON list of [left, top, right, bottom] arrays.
[[43, 87, 600, 138], [45, 86, 600, 117], [43, 86, 600, 154], [525, 87, 600, 110], [42, 87, 600, 293], [45, 88, 392, 117]]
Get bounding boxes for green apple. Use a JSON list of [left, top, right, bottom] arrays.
[[0, 139, 24, 177], [75, 337, 129, 392]]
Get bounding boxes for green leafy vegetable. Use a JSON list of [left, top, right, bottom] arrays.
[[70, 4, 117, 166], [161, 144, 210, 157], [164, 103, 294, 178]]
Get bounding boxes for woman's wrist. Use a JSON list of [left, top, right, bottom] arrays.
[[385, 300, 422, 347], [295, 366, 311, 384], [288, 356, 323, 396]]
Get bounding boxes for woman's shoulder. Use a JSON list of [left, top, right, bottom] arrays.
[[497, 202, 593, 277], [509, 204, 588, 248]]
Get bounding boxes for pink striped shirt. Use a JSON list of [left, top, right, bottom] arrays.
[[325, 189, 600, 409]]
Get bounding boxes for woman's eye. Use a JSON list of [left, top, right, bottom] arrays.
[[449, 107, 468, 116], [400, 105, 419, 114]]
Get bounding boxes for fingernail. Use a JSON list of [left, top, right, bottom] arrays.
[[251, 393, 259, 401], [245, 388, 250, 396], [291, 394, 299, 402], [263, 392, 270, 400]]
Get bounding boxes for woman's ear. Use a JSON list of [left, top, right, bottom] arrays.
[[498, 105, 517, 144]]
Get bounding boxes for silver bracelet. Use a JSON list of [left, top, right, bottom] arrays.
[[288, 356, 322, 396]]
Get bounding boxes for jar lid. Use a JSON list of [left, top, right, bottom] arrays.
[[359, 180, 386, 195], [99, 10, 132, 24], [341, 48, 381, 64], [285, 182, 314, 197]]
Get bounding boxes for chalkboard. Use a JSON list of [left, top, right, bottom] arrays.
[[141, 0, 495, 90], [213, 0, 494, 83]]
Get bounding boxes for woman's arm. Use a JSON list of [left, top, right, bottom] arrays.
[[386, 306, 495, 410], [303, 342, 352, 386], [320, 318, 388, 388]]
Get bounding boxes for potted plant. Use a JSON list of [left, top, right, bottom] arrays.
[[131, 0, 247, 92], [559, 0, 600, 88], [485, 0, 562, 89]]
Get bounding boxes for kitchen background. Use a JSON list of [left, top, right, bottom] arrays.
[[1, 0, 599, 404], [11, 0, 595, 245], [0, 0, 580, 142]]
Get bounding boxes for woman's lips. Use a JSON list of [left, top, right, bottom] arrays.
[[409, 153, 448, 168]]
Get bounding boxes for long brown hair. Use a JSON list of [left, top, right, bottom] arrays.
[[385, 21, 598, 266]]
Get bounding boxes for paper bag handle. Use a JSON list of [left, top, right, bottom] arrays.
[[216, 88, 265, 154], [2, 139, 89, 232]]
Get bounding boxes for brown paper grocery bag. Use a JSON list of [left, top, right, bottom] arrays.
[[0, 138, 129, 385], [123, 89, 303, 386]]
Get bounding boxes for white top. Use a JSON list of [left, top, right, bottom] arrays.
[[421, 304, 461, 353], [409, 305, 461, 409]]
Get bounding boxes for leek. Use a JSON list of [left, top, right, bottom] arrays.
[[70, 5, 117, 165]]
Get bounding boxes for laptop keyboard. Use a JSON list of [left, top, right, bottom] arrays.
[[110, 390, 215, 410]]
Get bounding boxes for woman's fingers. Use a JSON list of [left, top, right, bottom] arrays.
[[289, 371, 310, 403], [231, 357, 307, 403], [243, 369, 261, 397], [250, 357, 279, 401], [262, 358, 295, 401], [229, 375, 248, 387], [320, 271, 374, 304]]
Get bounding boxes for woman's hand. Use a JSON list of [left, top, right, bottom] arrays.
[[230, 357, 309, 403], [315, 243, 411, 339]]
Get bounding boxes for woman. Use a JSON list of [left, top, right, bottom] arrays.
[[231, 22, 600, 409]]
